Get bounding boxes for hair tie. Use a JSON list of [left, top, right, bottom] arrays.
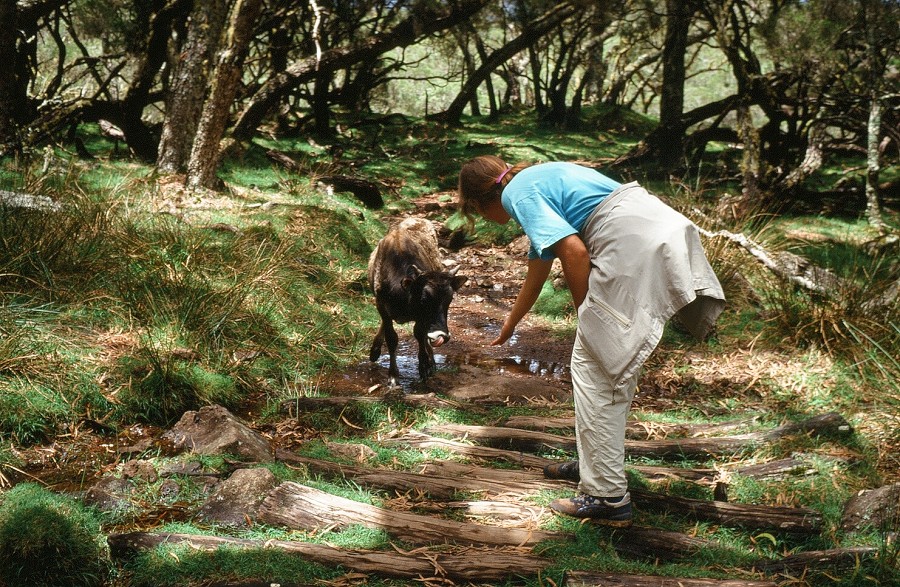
[[495, 166, 512, 184]]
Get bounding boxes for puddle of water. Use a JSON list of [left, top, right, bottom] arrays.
[[453, 352, 569, 379]]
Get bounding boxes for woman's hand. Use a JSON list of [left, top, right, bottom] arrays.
[[490, 320, 516, 346], [489, 257, 553, 347]]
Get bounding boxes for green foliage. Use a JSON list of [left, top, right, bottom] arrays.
[[533, 280, 574, 319], [1, 107, 898, 586], [0, 483, 109, 587], [115, 357, 240, 426], [124, 544, 339, 587]]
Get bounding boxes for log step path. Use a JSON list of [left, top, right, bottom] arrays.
[[110, 398, 869, 586]]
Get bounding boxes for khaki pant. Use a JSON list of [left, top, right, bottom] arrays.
[[571, 330, 637, 498], [570, 182, 723, 498]]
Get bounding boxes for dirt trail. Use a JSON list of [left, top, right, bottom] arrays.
[[326, 193, 576, 396]]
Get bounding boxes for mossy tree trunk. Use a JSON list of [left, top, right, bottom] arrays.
[[186, 0, 263, 190], [156, 0, 230, 174]]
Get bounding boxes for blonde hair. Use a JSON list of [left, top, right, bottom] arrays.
[[457, 155, 528, 229]]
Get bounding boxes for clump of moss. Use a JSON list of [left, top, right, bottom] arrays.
[[0, 483, 108, 587]]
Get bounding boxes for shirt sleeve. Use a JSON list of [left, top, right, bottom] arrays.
[[506, 194, 578, 261]]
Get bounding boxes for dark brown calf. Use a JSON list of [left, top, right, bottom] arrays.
[[368, 218, 467, 381]]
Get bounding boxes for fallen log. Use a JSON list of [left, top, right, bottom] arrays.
[[258, 482, 564, 547], [425, 412, 853, 460], [736, 458, 809, 479], [0, 189, 63, 212], [609, 525, 720, 562], [277, 449, 711, 503], [107, 532, 549, 581], [276, 451, 814, 533], [418, 461, 821, 534], [630, 489, 822, 534], [699, 228, 839, 297], [503, 415, 758, 440], [751, 547, 879, 576], [317, 175, 384, 209], [275, 450, 563, 499], [382, 430, 552, 468], [564, 571, 776, 587], [841, 482, 900, 532], [424, 423, 750, 458], [279, 392, 464, 415], [265, 149, 384, 209], [383, 432, 715, 483]]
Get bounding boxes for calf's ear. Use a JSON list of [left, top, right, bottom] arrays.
[[451, 274, 468, 290]]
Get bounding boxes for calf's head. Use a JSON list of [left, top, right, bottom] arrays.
[[402, 265, 467, 347]]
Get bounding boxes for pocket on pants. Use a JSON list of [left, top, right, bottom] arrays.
[[577, 293, 653, 387]]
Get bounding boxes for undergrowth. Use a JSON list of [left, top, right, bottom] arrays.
[[0, 109, 898, 586]]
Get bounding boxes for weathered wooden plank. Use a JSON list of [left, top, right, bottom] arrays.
[[108, 532, 549, 581], [425, 412, 852, 459], [503, 415, 759, 440], [750, 546, 879, 575], [257, 482, 564, 547], [630, 488, 822, 534], [564, 571, 776, 587]]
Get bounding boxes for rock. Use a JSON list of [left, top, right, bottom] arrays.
[[83, 476, 133, 513], [121, 459, 158, 483], [841, 483, 900, 532], [160, 461, 205, 477], [198, 467, 278, 527], [161, 405, 273, 462]]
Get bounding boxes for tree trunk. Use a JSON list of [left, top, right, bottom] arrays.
[[107, 532, 551, 582], [565, 571, 776, 587], [424, 412, 851, 460], [655, 0, 691, 168], [156, 0, 230, 174], [436, 2, 578, 125], [232, 0, 490, 140], [258, 482, 563, 547], [865, 93, 886, 229], [0, 0, 19, 155], [186, 0, 263, 189], [312, 70, 335, 138], [620, 0, 692, 172]]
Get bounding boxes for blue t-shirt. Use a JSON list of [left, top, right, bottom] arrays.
[[501, 162, 621, 260]]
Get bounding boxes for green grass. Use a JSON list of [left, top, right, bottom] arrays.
[[0, 483, 109, 587], [1, 108, 898, 586]]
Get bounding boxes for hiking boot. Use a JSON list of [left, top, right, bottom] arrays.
[[549, 492, 633, 527], [543, 460, 580, 481]]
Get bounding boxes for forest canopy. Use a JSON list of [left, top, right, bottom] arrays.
[[0, 0, 897, 218]]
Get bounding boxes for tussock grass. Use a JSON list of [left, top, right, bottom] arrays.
[[0, 483, 109, 587], [1, 109, 898, 586]]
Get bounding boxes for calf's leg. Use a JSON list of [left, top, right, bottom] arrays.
[[369, 324, 384, 363], [382, 320, 400, 378], [414, 324, 436, 379]]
